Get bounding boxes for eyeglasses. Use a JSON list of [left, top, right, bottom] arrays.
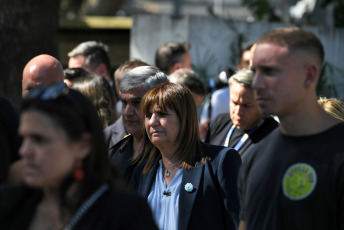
[[26, 82, 69, 101]]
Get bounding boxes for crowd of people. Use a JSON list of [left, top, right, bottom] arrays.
[[1, 27, 344, 230]]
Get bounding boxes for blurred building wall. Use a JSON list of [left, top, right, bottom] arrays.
[[130, 14, 344, 97]]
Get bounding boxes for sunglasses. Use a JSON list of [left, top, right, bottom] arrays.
[[24, 82, 91, 131], [26, 82, 69, 101]]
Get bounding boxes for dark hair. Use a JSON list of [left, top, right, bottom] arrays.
[[140, 82, 204, 174], [257, 27, 324, 66], [71, 75, 118, 128], [21, 83, 111, 214], [241, 41, 254, 55], [155, 42, 190, 74], [63, 68, 92, 81], [68, 41, 111, 76]]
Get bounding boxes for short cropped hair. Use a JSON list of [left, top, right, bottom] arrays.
[[114, 60, 151, 93], [169, 68, 206, 96], [228, 68, 254, 89], [155, 42, 190, 74], [119, 66, 169, 92], [68, 41, 111, 75], [257, 27, 324, 66]]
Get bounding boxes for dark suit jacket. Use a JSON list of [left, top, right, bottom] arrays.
[[132, 143, 241, 230], [208, 114, 278, 161], [109, 134, 135, 182], [104, 116, 127, 155]]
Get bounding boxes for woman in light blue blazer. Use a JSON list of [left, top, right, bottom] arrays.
[[132, 82, 241, 230]]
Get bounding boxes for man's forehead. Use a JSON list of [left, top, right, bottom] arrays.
[[230, 83, 254, 99], [68, 55, 87, 68], [254, 43, 289, 57], [252, 44, 290, 65], [120, 87, 146, 100]]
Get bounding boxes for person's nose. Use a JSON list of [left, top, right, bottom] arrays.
[[148, 113, 159, 126], [123, 103, 135, 116], [252, 71, 265, 91], [19, 138, 33, 158], [234, 105, 244, 116]]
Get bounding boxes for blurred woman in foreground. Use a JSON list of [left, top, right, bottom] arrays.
[[0, 82, 157, 230], [132, 82, 242, 230]]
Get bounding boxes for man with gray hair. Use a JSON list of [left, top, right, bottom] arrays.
[[68, 41, 112, 83], [106, 66, 169, 181], [206, 68, 278, 160], [169, 68, 206, 108]]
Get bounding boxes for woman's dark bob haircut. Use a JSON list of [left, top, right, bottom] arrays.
[[140, 82, 203, 174]]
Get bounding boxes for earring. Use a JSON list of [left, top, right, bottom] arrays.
[[73, 160, 84, 181]]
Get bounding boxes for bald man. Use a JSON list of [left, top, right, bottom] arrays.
[[22, 54, 64, 97]]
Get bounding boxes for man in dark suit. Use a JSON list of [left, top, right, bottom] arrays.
[[104, 60, 151, 149], [106, 66, 168, 180], [207, 68, 278, 161]]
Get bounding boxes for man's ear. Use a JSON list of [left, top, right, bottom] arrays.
[[169, 62, 182, 74], [304, 64, 318, 88], [78, 133, 91, 160], [96, 64, 110, 81]]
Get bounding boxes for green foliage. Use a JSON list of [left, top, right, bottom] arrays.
[[241, 0, 281, 21], [321, 0, 344, 28], [334, 4, 344, 27], [192, 47, 218, 85], [316, 62, 344, 98]]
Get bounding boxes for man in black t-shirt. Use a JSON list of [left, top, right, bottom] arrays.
[[238, 28, 344, 230], [207, 68, 278, 160]]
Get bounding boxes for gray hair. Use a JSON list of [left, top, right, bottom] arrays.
[[228, 68, 254, 88], [119, 66, 169, 92], [169, 68, 206, 96], [68, 41, 111, 74]]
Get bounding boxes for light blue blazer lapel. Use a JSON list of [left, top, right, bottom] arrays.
[[178, 163, 204, 230], [138, 160, 160, 199]]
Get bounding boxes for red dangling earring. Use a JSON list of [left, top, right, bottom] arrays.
[[73, 160, 84, 181]]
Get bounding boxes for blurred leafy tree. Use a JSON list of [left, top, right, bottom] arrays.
[[0, 0, 60, 107], [241, 0, 281, 21], [322, 0, 344, 27], [317, 62, 344, 98]]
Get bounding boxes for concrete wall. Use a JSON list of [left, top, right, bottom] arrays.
[[130, 14, 344, 97]]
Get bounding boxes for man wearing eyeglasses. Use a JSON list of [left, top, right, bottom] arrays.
[[22, 54, 64, 97]]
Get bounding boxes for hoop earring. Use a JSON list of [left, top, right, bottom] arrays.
[[73, 160, 84, 181]]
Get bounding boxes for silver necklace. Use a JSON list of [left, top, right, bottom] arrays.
[[163, 163, 177, 177], [64, 184, 108, 230]]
